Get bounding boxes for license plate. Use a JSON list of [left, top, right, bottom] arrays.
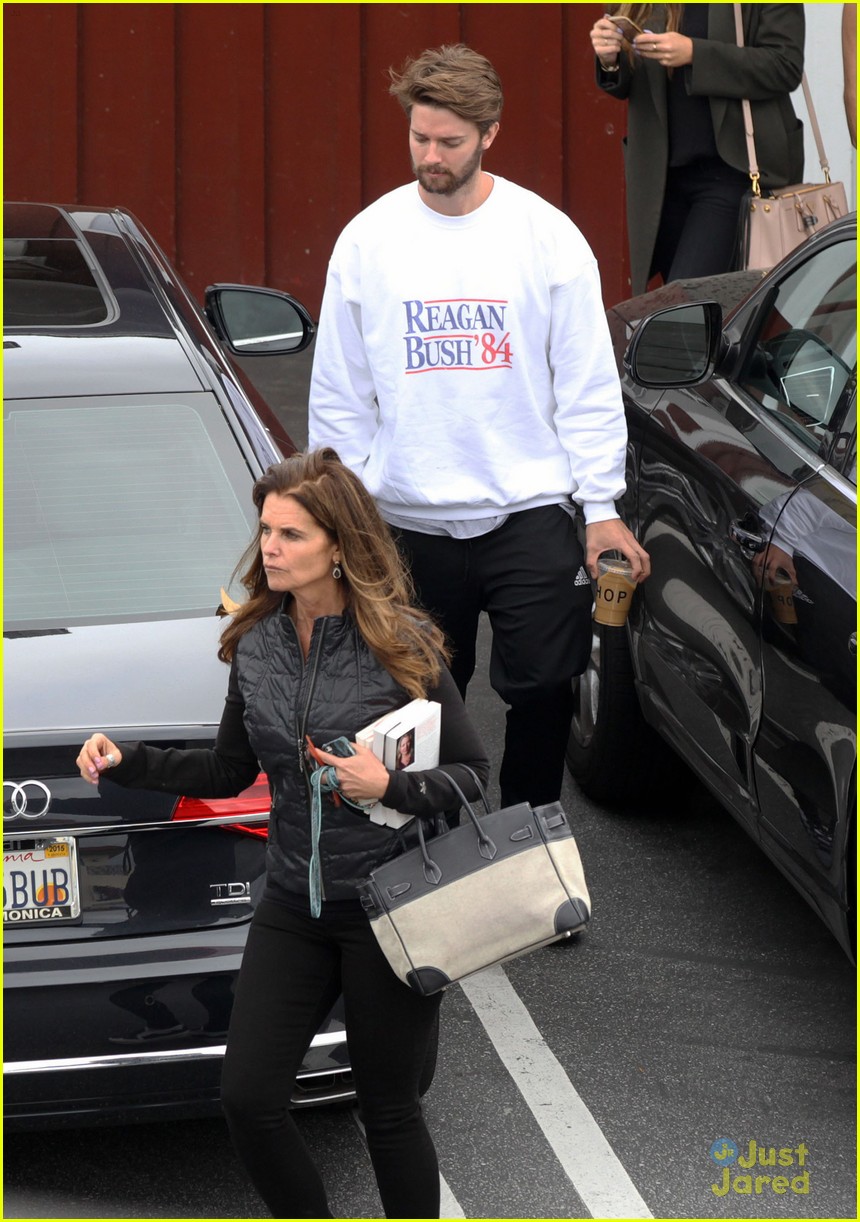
[[3, 837, 81, 924]]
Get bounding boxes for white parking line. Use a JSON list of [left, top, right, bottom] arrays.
[[460, 965, 653, 1220], [439, 1173, 467, 1219]]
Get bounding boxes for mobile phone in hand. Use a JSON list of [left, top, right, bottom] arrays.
[[305, 734, 355, 770], [322, 737, 355, 758], [609, 13, 645, 38]]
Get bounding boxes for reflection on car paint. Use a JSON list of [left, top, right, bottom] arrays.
[[570, 216, 856, 957]]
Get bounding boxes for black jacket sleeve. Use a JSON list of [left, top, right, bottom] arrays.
[[380, 664, 490, 820], [108, 659, 260, 797], [595, 55, 634, 100]]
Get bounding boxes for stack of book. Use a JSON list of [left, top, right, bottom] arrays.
[[356, 699, 441, 829]]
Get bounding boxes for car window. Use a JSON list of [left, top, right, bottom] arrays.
[[4, 238, 111, 327], [737, 240, 857, 458], [4, 395, 258, 629]]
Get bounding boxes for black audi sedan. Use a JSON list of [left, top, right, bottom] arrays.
[[568, 215, 856, 959], [2, 202, 359, 1127]]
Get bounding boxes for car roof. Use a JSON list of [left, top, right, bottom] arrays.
[[4, 202, 205, 398]]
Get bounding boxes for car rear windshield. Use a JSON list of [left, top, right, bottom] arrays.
[[4, 395, 259, 629], [4, 238, 112, 327]]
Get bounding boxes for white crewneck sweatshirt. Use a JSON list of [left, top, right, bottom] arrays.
[[309, 175, 626, 526]]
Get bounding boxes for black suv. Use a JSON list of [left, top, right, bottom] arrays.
[[568, 216, 856, 959]]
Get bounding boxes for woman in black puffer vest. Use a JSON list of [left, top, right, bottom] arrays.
[[77, 448, 489, 1219]]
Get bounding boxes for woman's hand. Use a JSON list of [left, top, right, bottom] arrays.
[[633, 31, 694, 70], [752, 544, 797, 590], [77, 733, 122, 784], [313, 742, 390, 804], [590, 15, 624, 67], [585, 519, 651, 583]]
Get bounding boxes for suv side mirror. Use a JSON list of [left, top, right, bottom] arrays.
[[624, 301, 724, 388], [205, 284, 316, 355]]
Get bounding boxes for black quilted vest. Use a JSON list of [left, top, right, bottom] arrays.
[[235, 604, 411, 903]]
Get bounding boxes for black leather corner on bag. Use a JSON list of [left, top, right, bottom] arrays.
[[555, 897, 590, 936], [406, 966, 451, 993]]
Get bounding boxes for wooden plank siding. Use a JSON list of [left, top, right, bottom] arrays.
[[4, 3, 80, 203], [78, 4, 178, 251], [3, 2, 630, 314]]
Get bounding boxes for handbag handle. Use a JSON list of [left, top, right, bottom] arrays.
[[429, 764, 491, 835], [414, 768, 498, 885], [436, 769, 496, 857], [733, 4, 833, 191], [445, 765, 492, 815]]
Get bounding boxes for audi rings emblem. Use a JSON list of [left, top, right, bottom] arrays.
[[3, 780, 52, 819]]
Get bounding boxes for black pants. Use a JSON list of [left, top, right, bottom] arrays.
[[651, 157, 750, 284], [221, 898, 443, 1219], [397, 505, 593, 808]]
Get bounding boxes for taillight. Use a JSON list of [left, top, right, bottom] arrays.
[[172, 772, 271, 839]]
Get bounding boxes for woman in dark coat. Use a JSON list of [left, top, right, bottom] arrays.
[[590, 4, 805, 294]]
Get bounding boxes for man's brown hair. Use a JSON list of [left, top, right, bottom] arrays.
[[389, 43, 503, 134]]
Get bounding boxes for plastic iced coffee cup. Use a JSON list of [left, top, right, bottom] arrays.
[[594, 556, 637, 627]]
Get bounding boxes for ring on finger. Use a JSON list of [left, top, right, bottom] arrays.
[[106, 752, 117, 768]]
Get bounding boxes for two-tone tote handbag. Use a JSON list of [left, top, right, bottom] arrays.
[[358, 770, 591, 996], [733, 4, 848, 271]]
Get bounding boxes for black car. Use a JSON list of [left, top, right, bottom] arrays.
[[568, 216, 856, 958], [1, 202, 362, 1128]]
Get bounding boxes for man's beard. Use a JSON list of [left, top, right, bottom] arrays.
[[414, 144, 483, 196]]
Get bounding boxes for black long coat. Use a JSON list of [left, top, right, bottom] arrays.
[[597, 3, 805, 293]]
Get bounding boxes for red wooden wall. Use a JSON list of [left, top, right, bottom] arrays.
[[4, 3, 630, 315]]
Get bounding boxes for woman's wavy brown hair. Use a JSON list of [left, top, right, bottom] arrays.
[[218, 448, 449, 699]]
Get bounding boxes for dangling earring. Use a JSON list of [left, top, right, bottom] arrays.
[[332, 560, 342, 580]]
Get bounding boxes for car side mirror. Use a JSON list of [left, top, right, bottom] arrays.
[[205, 284, 316, 356], [623, 301, 724, 388]]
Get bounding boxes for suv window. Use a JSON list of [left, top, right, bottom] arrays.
[[4, 238, 110, 327], [4, 396, 257, 628], [738, 239, 857, 458]]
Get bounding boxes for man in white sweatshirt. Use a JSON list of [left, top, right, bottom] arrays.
[[309, 44, 649, 809]]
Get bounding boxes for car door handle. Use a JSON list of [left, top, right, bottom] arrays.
[[850, 633, 857, 657], [728, 519, 767, 556]]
